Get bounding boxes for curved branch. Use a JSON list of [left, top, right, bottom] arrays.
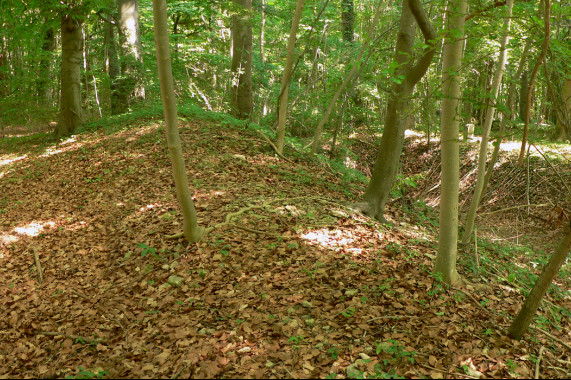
[[406, 0, 437, 86]]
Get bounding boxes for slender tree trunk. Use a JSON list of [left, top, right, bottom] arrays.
[[341, 0, 355, 43], [117, 0, 145, 111], [152, 0, 204, 243], [276, 0, 305, 154], [517, 0, 550, 166], [57, 15, 83, 138], [361, 0, 436, 221], [461, 0, 514, 244], [508, 220, 571, 340], [38, 26, 55, 103], [259, 0, 266, 64], [310, 0, 381, 154], [480, 39, 532, 200], [230, 0, 253, 119], [434, 0, 467, 286]]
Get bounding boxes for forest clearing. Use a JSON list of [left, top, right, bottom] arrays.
[[1, 0, 570, 378]]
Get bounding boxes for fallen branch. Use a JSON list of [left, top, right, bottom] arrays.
[[535, 346, 544, 379], [35, 331, 106, 344], [256, 130, 292, 162], [419, 365, 480, 379], [532, 326, 571, 351], [477, 203, 551, 216], [30, 247, 43, 285], [228, 223, 282, 238], [167, 196, 315, 239]]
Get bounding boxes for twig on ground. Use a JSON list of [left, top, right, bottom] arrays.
[[367, 315, 418, 322], [419, 365, 479, 379], [532, 326, 571, 351], [256, 130, 293, 162], [35, 331, 105, 344], [477, 203, 552, 216], [535, 345, 544, 379], [228, 223, 282, 238], [30, 247, 43, 285], [530, 142, 571, 194]]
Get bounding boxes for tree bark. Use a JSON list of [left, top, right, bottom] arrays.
[[461, 0, 514, 244], [117, 0, 145, 112], [275, 0, 305, 154], [231, 0, 253, 119], [38, 26, 55, 103], [152, 0, 204, 243], [310, 0, 382, 154], [434, 0, 467, 286], [517, 0, 550, 166], [480, 39, 532, 199], [341, 0, 355, 43], [361, 0, 436, 221], [57, 15, 83, 138], [508, 220, 571, 340]]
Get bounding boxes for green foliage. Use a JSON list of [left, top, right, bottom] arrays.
[[65, 367, 107, 379]]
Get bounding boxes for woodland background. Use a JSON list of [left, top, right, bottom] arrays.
[[0, 0, 570, 378]]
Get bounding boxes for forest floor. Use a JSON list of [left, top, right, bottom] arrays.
[[0, 116, 570, 379]]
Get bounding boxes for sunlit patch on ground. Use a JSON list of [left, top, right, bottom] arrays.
[[0, 154, 28, 168]]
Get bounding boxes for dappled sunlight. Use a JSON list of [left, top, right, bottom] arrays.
[[300, 225, 382, 258], [0, 154, 28, 179], [0, 154, 28, 168], [0, 219, 58, 247], [126, 122, 161, 142], [13, 220, 56, 237]]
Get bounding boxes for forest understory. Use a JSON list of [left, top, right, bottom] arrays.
[[0, 118, 570, 379]]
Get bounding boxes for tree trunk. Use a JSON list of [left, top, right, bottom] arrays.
[[508, 220, 571, 340], [230, 0, 253, 120], [517, 0, 550, 166], [341, 0, 355, 43], [57, 15, 83, 138], [275, 0, 305, 154], [361, 0, 436, 221], [434, 0, 467, 286], [38, 26, 55, 104], [117, 0, 145, 112], [311, 0, 383, 154], [152, 0, 204, 243], [480, 39, 532, 198], [461, 0, 514, 244]]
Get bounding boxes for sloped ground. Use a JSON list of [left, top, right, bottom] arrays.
[[0, 119, 569, 379]]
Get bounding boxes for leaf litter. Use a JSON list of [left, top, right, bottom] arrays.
[[0, 119, 569, 379]]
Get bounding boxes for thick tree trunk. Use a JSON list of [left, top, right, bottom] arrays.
[[362, 0, 436, 221], [434, 0, 467, 286], [517, 0, 550, 166], [230, 0, 253, 120], [275, 0, 305, 154], [57, 15, 83, 138], [341, 0, 355, 43], [508, 221, 571, 340], [461, 0, 514, 244], [117, 0, 145, 112], [152, 0, 204, 243]]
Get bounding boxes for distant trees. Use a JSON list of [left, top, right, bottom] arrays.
[[116, 0, 146, 112]]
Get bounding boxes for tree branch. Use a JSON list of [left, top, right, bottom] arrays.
[[406, 0, 437, 86]]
